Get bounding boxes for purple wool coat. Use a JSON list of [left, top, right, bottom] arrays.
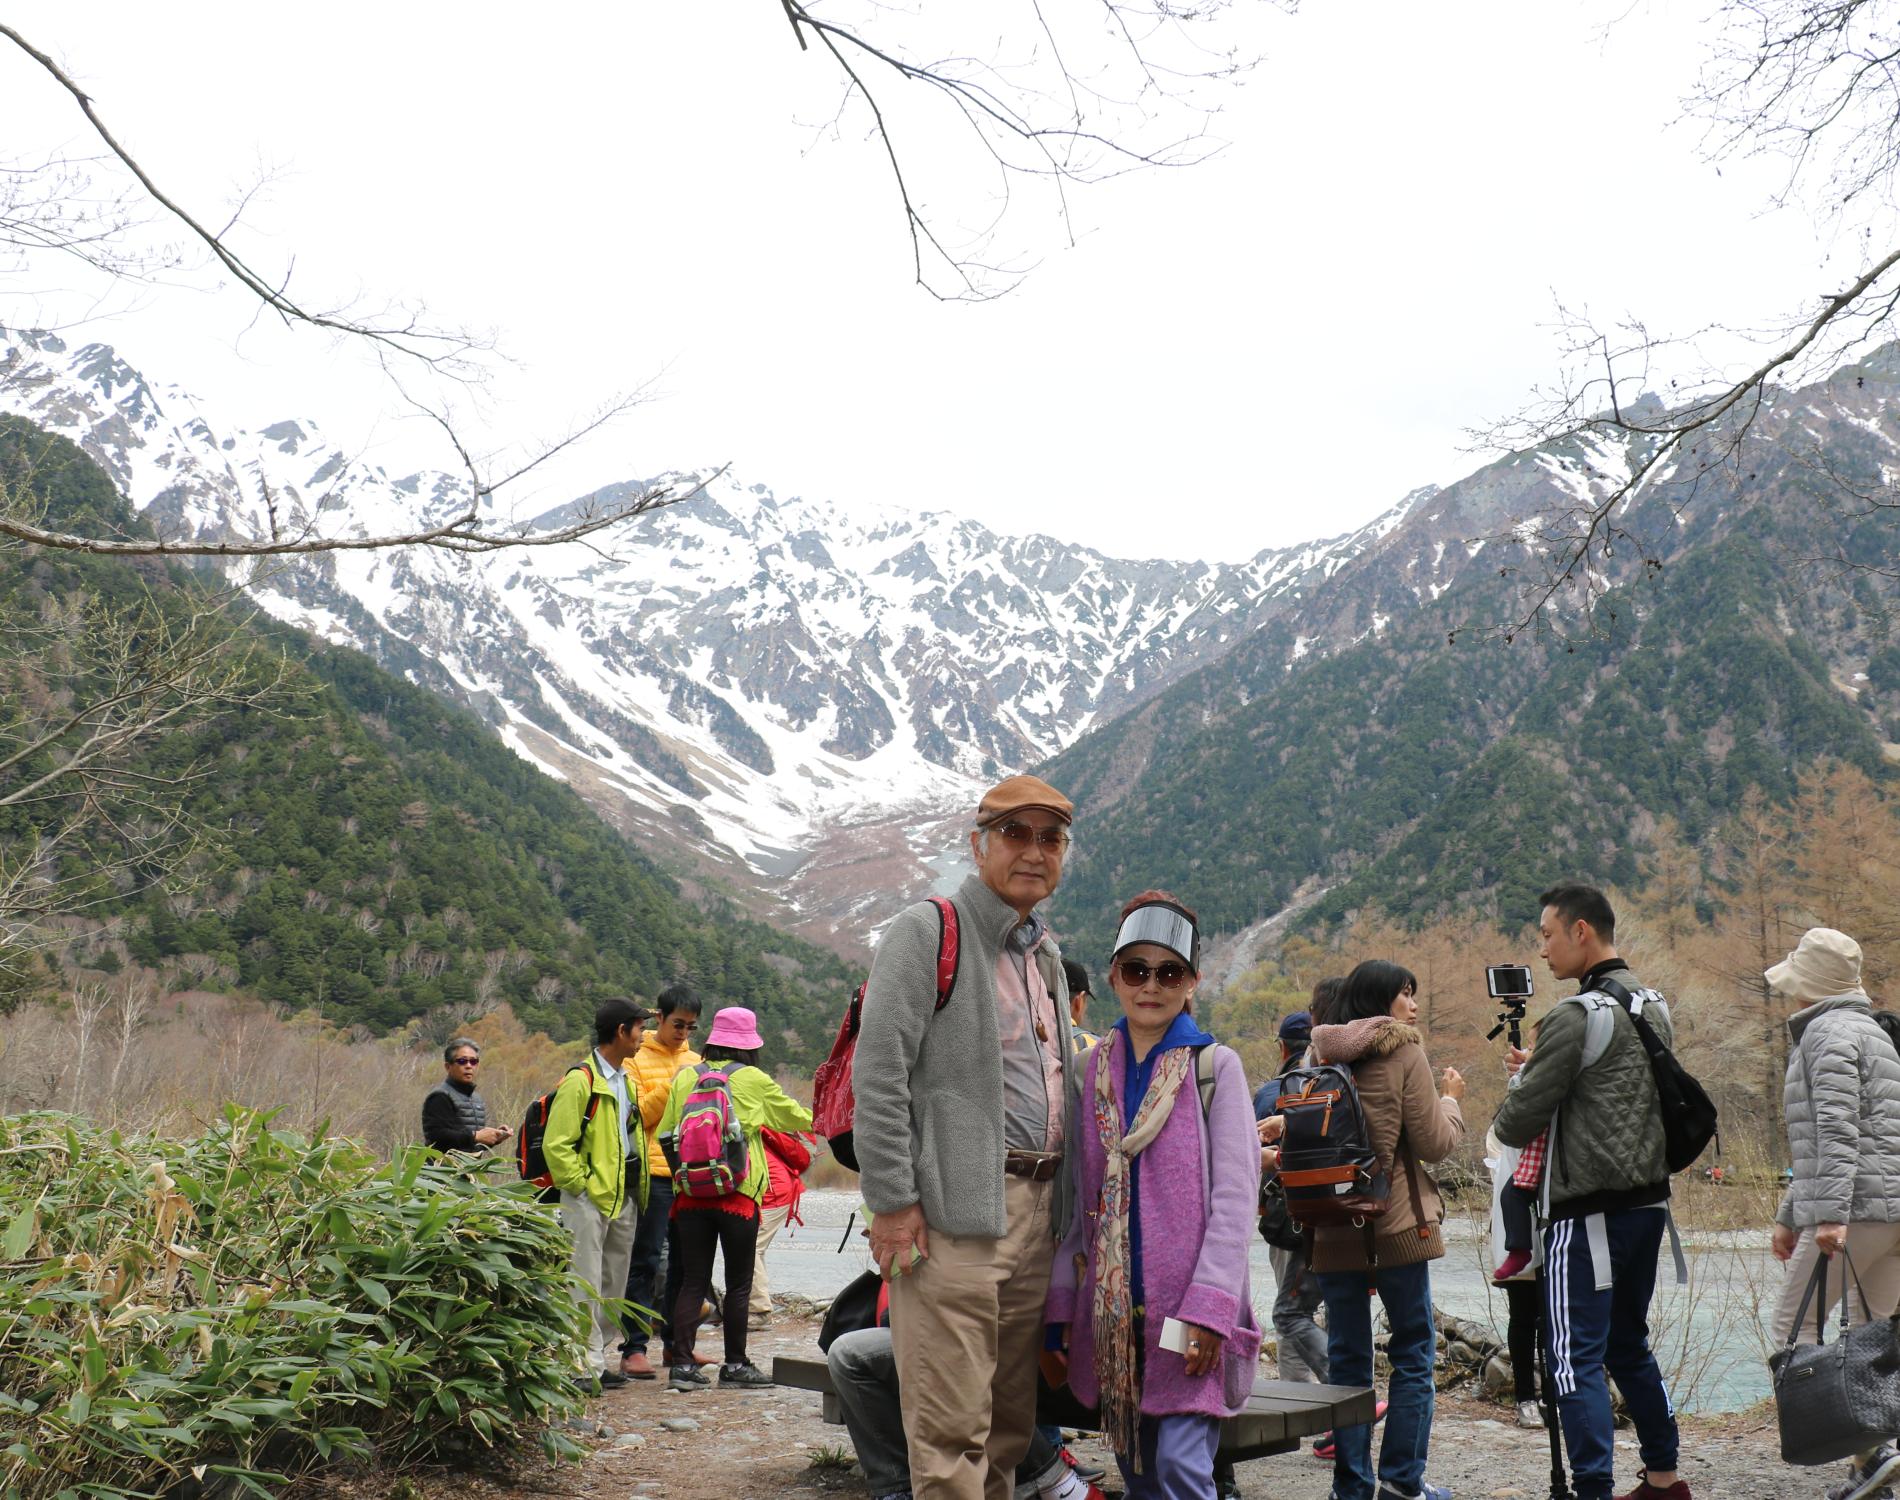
[[1045, 1037, 1264, 1419]]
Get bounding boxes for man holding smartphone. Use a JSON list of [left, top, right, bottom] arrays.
[[422, 1038, 511, 1153], [854, 774, 1083, 1500]]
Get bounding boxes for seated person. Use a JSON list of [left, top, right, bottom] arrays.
[[827, 1305, 1103, 1500]]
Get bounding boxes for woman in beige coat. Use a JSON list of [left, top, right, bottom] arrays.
[[1306, 959, 1465, 1500]]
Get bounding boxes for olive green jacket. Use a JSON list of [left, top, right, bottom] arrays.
[[1492, 962, 1673, 1217]]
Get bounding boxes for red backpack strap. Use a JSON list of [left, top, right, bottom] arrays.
[[928, 895, 961, 1012]]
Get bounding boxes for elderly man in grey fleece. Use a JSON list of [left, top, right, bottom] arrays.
[[853, 773, 1082, 1500]]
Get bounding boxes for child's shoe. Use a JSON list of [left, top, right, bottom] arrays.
[[1492, 1249, 1532, 1283]]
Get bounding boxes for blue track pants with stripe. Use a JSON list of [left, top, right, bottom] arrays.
[[1543, 1208, 1680, 1500]]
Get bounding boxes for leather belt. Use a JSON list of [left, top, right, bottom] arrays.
[[1004, 1150, 1061, 1183]]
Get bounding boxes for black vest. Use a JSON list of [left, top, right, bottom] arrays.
[[429, 1078, 488, 1138]]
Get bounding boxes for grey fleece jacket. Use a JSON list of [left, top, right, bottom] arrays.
[[854, 873, 1079, 1241], [1777, 995, 1900, 1229]]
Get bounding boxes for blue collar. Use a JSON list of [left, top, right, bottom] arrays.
[[1113, 1009, 1214, 1057]]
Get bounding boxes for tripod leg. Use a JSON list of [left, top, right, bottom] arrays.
[[1535, 1269, 1571, 1500]]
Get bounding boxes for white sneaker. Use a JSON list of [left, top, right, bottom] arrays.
[[1829, 1445, 1900, 1500], [1515, 1400, 1544, 1429]]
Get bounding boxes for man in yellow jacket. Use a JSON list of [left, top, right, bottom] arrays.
[[620, 982, 704, 1378], [545, 996, 651, 1391]]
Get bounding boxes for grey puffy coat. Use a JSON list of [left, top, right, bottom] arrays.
[[1776, 995, 1900, 1229]]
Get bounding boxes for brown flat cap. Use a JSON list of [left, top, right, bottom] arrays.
[[976, 773, 1074, 826]]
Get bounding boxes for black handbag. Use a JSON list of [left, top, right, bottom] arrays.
[[817, 1268, 883, 1354], [1770, 1247, 1900, 1465]]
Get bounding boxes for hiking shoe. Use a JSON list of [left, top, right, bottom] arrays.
[[569, 1373, 600, 1396], [1515, 1399, 1544, 1429], [1829, 1445, 1900, 1500], [598, 1368, 628, 1389], [1614, 1475, 1691, 1500], [1376, 1485, 1451, 1500], [668, 1363, 710, 1390], [718, 1360, 774, 1387], [622, 1350, 656, 1380], [1062, 1448, 1107, 1484]]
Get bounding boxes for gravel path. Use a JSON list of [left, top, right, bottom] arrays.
[[292, 1312, 1810, 1500]]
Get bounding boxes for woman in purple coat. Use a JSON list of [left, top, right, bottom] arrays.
[[1047, 890, 1263, 1499]]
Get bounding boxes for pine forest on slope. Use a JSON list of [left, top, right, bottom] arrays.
[[1043, 353, 1900, 964], [0, 417, 854, 1059]]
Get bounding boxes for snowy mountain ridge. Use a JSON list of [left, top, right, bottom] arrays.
[[2, 326, 1558, 939]]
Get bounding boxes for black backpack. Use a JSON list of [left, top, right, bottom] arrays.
[[1254, 1070, 1306, 1251], [516, 1064, 601, 1200], [1273, 1060, 1391, 1229], [1596, 976, 1719, 1173]]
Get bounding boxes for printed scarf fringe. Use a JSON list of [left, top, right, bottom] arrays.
[[1090, 1032, 1195, 1473]]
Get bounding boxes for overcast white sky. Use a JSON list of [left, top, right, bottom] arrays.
[[0, 2, 1859, 562]]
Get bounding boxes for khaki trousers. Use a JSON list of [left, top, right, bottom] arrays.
[[890, 1175, 1054, 1500], [1771, 1220, 1900, 1346], [751, 1202, 792, 1316], [561, 1187, 638, 1374]]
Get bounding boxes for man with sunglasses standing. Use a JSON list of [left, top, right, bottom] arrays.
[[856, 774, 1084, 1500], [422, 1038, 511, 1153]]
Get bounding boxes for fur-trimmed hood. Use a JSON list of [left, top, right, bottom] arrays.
[[1311, 1016, 1422, 1065]]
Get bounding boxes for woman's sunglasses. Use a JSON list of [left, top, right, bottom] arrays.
[[1115, 958, 1192, 990]]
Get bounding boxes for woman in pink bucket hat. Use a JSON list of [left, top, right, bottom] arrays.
[[656, 1005, 811, 1391]]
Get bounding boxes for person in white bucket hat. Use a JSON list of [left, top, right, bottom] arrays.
[[1769, 927, 1900, 1500]]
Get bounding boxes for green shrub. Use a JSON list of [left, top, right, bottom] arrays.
[[0, 1107, 594, 1497]]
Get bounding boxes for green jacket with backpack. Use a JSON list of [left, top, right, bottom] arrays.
[[1492, 960, 1674, 1218], [544, 1061, 650, 1220], [659, 1062, 812, 1204]]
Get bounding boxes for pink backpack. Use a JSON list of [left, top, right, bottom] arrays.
[[672, 1063, 750, 1198]]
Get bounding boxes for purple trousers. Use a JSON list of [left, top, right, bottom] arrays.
[[1114, 1412, 1221, 1500]]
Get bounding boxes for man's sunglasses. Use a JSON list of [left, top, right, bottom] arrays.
[[992, 820, 1070, 851], [1115, 958, 1192, 990], [450, 1055, 480, 1066]]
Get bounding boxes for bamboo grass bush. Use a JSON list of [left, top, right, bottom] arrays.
[[0, 1107, 593, 1497]]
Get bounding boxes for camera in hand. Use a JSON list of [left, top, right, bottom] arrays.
[[1486, 963, 1535, 1044]]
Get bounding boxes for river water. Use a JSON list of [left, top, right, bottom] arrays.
[[763, 1191, 1780, 1414]]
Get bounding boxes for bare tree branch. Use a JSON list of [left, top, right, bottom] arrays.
[[0, 23, 490, 377], [778, 1, 1279, 299]]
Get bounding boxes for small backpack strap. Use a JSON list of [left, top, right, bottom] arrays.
[[928, 896, 961, 1010], [1195, 1041, 1217, 1117]]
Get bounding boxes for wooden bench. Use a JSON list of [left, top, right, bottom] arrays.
[[771, 1354, 1375, 1464]]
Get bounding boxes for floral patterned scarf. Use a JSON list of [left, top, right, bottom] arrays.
[[1090, 1028, 1196, 1470]]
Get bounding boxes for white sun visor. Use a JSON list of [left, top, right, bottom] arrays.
[[1113, 903, 1199, 970]]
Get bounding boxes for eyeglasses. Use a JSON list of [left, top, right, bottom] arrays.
[[1116, 958, 1192, 990], [992, 821, 1070, 851], [450, 1056, 480, 1067]]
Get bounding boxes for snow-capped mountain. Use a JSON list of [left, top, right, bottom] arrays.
[[11, 324, 1700, 948], [0, 330, 1460, 896]]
